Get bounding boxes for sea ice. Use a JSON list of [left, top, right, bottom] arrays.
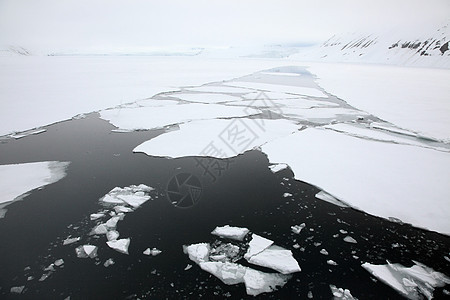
[[90, 213, 105, 220], [228, 81, 327, 98], [104, 258, 115, 267], [329, 285, 357, 299], [143, 248, 162, 256], [343, 236, 357, 244], [244, 234, 274, 259], [183, 243, 210, 264], [63, 237, 80, 245], [362, 261, 450, 299], [105, 216, 120, 228], [327, 260, 338, 266], [106, 230, 120, 241], [106, 238, 130, 254], [134, 118, 299, 159], [75, 245, 98, 258], [268, 163, 289, 173], [170, 93, 241, 104], [261, 127, 450, 235], [247, 245, 301, 274], [315, 191, 348, 208], [291, 223, 306, 234], [10, 286, 25, 294], [243, 268, 291, 296], [211, 225, 250, 241], [91, 224, 108, 235], [187, 85, 252, 94], [199, 261, 247, 285]]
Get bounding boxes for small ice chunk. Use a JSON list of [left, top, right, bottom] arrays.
[[269, 163, 289, 173], [291, 223, 306, 234], [143, 247, 162, 256], [200, 261, 247, 285], [211, 225, 249, 241], [105, 216, 120, 228], [54, 259, 64, 267], [329, 285, 356, 299], [114, 206, 133, 213], [10, 286, 25, 294], [243, 268, 291, 296], [247, 245, 301, 274], [320, 249, 329, 255], [106, 230, 120, 241], [100, 194, 124, 204], [76, 245, 98, 258], [104, 258, 115, 267], [106, 238, 130, 254], [184, 264, 192, 271], [315, 191, 348, 207], [283, 193, 292, 197], [327, 260, 338, 266], [343, 236, 357, 244], [245, 234, 274, 259], [63, 237, 80, 245], [90, 213, 105, 220], [116, 194, 150, 208], [92, 224, 108, 235], [340, 230, 348, 234], [183, 243, 210, 264]]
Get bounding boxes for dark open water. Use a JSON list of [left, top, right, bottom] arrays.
[[0, 114, 449, 299]]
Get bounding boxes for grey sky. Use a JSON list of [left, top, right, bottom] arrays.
[[0, 0, 448, 50]]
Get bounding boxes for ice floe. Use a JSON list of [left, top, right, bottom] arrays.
[[315, 191, 348, 208], [343, 236, 357, 244], [291, 223, 306, 234], [100, 103, 258, 131], [134, 118, 299, 159], [0, 161, 70, 218], [262, 127, 450, 235], [211, 225, 250, 241], [107, 238, 130, 254], [9, 128, 46, 139], [329, 285, 357, 299], [63, 237, 80, 245], [187, 85, 252, 94], [170, 93, 241, 104], [75, 245, 98, 258], [228, 81, 328, 98], [362, 261, 450, 299], [183, 225, 300, 296], [268, 163, 289, 173], [143, 248, 162, 256]]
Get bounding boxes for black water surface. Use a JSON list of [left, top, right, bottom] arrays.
[[0, 114, 449, 299]]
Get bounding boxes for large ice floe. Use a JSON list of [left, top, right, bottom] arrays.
[[183, 225, 300, 296], [261, 127, 450, 235], [0, 161, 70, 218], [362, 261, 450, 299], [133, 118, 299, 158]]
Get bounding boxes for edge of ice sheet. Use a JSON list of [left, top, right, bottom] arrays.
[[0, 161, 70, 207], [133, 118, 300, 159], [261, 128, 450, 235], [227, 81, 328, 98], [362, 261, 450, 299]]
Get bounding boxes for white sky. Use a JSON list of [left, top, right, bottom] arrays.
[[0, 0, 448, 50]]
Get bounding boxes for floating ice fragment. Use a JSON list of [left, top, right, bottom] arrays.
[[106, 230, 120, 241], [320, 249, 329, 255], [291, 223, 306, 234], [340, 230, 348, 234], [243, 268, 291, 296], [100, 194, 124, 205], [316, 191, 349, 207], [107, 238, 130, 254], [143, 248, 162, 256], [268, 163, 289, 173], [327, 260, 338, 266], [116, 193, 150, 208], [75, 245, 98, 258], [184, 264, 192, 271], [63, 237, 80, 245], [54, 259, 64, 267], [245, 234, 274, 259], [211, 225, 250, 241], [90, 213, 105, 220], [329, 285, 357, 299], [10, 286, 25, 294], [114, 206, 133, 213], [104, 258, 115, 267], [283, 193, 292, 197], [183, 243, 210, 264], [247, 245, 301, 274], [343, 236, 357, 244], [105, 216, 120, 228]]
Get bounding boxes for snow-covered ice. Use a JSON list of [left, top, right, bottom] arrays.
[[183, 243, 211, 264], [63, 237, 80, 245], [315, 191, 348, 208], [243, 268, 291, 296], [169, 93, 241, 104], [187, 85, 252, 94], [133, 119, 299, 158], [0, 161, 69, 217], [244, 234, 274, 259], [228, 81, 328, 98], [106, 238, 130, 254], [262, 128, 450, 235], [199, 261, 247, 285], [247, 245, 301, 274], [329, 285, 357, 299], [362, 261, 450, 299], [211, 225, 250, 241], [75, 245, 98, 258], [268, 163, 289, 173], [100, 103, 258, 131], [308, 63, 450, 142]]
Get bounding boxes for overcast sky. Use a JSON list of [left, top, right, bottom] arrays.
[[0, 0, 448, 50]]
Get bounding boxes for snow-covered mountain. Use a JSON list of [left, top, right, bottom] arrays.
[[292, 23, 450, 68]]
